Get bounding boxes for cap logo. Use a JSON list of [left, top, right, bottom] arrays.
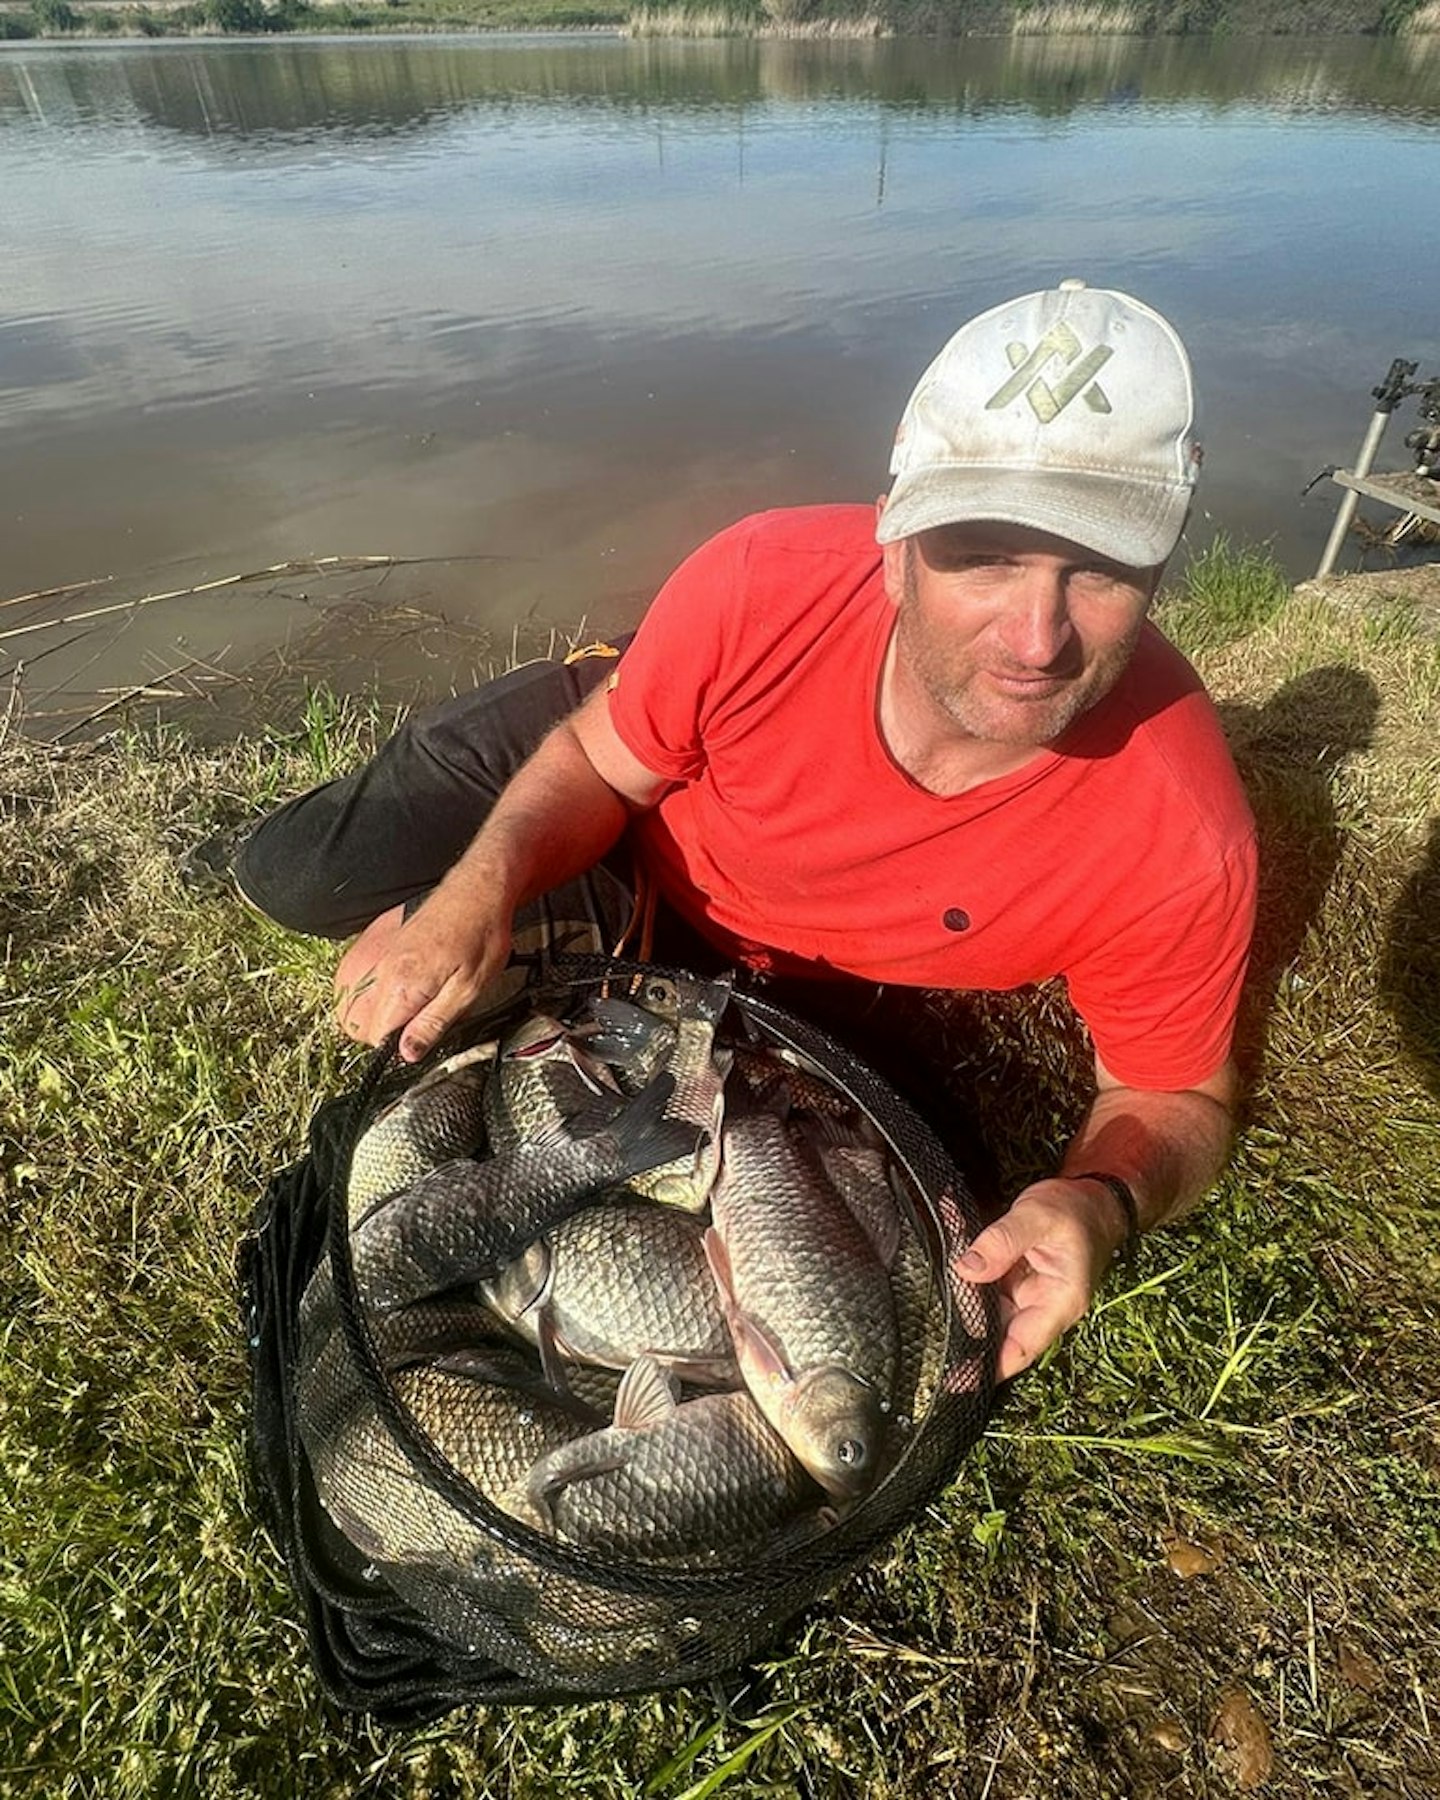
[[985, 323, 1114, 424]]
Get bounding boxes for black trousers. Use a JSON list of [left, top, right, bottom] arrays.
[[234, 649, 630, 938]]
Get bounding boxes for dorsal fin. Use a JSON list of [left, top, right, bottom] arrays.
[[613, 1354, 679, 1430]]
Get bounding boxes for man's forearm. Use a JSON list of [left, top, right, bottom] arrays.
[[435, 716, 635, 915], [1060, 1075, 1238, 1236]]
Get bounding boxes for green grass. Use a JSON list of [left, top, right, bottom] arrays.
[[2, 544, 1438, 1797]]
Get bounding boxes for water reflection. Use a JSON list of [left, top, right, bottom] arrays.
[[5, 33, 1440, 143], [1, 32, 1437, 722]]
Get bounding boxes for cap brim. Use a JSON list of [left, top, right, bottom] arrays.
[[875, 467, 1191, 569]]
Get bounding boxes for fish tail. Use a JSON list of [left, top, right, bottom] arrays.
[[609, 1070, 703, 1178]]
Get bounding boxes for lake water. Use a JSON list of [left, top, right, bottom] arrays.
[[2, 31, 1439, 731]]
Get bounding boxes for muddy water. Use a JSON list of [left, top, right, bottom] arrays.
[[2, 31, 1438, 732]]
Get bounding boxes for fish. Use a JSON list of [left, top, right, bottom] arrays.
[[348, 1069, 699, 1312], [886, 1186, 951, 1437], [346, 1041, 496, 1221], [480, 1197, 738, 1387], [295, 1276, 569, 1448], [706, 1105, 899, 1503], [792, 1111, 904, 1270], [299, 1350, 600, 1568], [506, 1355, 817, 1564], [728, 1042, 864, 1124], [483, 1013, 621, 1156], [608, 973, 734, 1213]]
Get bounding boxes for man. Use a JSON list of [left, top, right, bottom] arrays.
[[231, 279, 1258, 1385]]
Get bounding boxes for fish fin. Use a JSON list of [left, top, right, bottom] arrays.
[[613, 1354, 680, 1430], [517, 1424, 633, 1519], [502, 1014, 570, 1060], [415, 1041, 499, 1088], [725, 1303, 797, 1389], [534, 1305, 566, 1389], [717, 1070, 769, 1123], [652, 1352, 741, 1388], [499, 1486, 556, 1535], [705, 1230, 799, 1386], [565, 1040, 623, 1095], [427, 1346, 522, 1382], [512, 1240, 553, 1318], [795, 1110, 863, 1150], [703, 1226, 738, 1312], [608, 1070, 702, 1176]]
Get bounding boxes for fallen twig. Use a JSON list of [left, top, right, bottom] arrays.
[[0, 556, 398, 645], [52, 657, 206, 743], [0, 574, 115, 614]]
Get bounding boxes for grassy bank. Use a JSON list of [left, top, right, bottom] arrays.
[[3, 0, 1438, 41], [1, 543, 1438, 1797]]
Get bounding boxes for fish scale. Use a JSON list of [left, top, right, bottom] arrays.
[[710, 1112, 897, 1390], [526, 1386, 813, 1564], [300, 1361, 595, 1562], [482, 1198, 736, 1382], [346, 1043, 494, 1221], [348, 1070, 696, 1312]]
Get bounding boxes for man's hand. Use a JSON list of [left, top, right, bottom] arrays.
[[329, 687, 670, 1064], [955, 1177, 1129, 1382], [333, 885, 511, 1063]]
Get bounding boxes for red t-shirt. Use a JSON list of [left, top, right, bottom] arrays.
[[608, 505, 1257, 1092]]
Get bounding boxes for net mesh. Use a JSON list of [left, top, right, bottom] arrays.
[[244, 956, 999, 1715]]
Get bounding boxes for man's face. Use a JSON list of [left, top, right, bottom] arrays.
[[882, 517, 1158, 749]]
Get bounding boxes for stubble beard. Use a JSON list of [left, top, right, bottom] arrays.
[[896, 557, 1143, 750]]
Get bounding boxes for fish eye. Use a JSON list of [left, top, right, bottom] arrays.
[[836, 1438, 866, 1467]]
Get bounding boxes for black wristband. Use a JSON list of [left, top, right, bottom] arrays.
[[1070, 1171, 1140, 1248]]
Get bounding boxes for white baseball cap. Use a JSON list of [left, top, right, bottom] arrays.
[[876, 279, 1200, 569]]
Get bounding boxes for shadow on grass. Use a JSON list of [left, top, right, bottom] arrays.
[[1379, 812, 1440, 1100], [1218, 663, 1380, 1102]]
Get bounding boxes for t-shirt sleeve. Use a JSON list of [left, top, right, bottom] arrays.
[[1064, 831, 1259, 1092], [606, 519, 752, 783]]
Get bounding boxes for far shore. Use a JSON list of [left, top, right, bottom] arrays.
[[5, 0, 1440, 45]]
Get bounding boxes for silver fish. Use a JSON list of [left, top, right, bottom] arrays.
[[728, 1043, 864, 1124], [483, 1013, 620, 1155], [349, 1070, 699, 1312], [793, 1112, 904, 1270], [706, 1108, 899, 1502], [617, 973, 733, 1213], [481, 1198, 737, 1387], [346, 1041, 496, 1220], [300, 1353, 598, 1565], [507, 1355, 815, 1564]]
